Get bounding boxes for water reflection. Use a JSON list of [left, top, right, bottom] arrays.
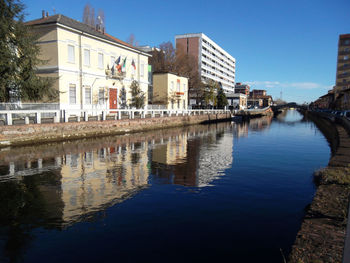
[[0, 117, 275, 262]]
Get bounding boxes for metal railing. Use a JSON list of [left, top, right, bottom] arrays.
[[0, 103, 60, 111], [146, 105, 167, 110], [0, 108, 232, 126]]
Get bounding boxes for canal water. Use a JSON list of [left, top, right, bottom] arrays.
[[0, 110, 330, 263]]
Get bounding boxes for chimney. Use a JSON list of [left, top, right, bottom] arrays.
[[46, 11, 49, 17], [42, 10, 45, 18]]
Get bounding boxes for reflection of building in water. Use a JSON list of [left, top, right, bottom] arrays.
[[232, 115, 273, 138], [196, 132, 233, 187], [233, 122, 249, 138], [248, 116, 273, 131], [151, 125, 234, 187], [59, 143, 149, 225], [152, 133, 188, 165], [0, 142, 149, 227]]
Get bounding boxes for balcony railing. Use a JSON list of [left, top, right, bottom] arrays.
[[337, 81, 350, 86], [105, 69, 126, 80], [338, 58, 350, 63], [339, 50, 350, 55], [338, 64, 350, 70]]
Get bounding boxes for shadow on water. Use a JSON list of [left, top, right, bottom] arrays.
[[0, 112, 329, 263]]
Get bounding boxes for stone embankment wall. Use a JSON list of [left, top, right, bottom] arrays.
[[0, 113, 231, 148], [289, 111, 350, 263]]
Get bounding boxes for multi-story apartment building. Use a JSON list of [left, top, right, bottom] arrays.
[[235, 82, 250, 96], [175, 33, 236, 98], [27, 13, 150, 111], [335, 34, 350, 92]]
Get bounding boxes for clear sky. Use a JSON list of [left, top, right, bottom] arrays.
[[22, 0, 349, 104]]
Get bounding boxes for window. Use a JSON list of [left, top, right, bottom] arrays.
[[68, 44, 75, 63], [140, 63, 144, 77], [177, 80, 180, 92], [98, 53, 104, 69], [84, 49, 90, 66], [344, 55, 349, 60], [69, 84, 76, 104], [98, 88, 105, 104], [85, 86, 91, 105], [183, 100, 186, 109], [171, 81, 174, 91], [177, 100, 180, 108], [345, 40, 350, 45], [110, 56, 115, 67], [183, 84, 186, 93]]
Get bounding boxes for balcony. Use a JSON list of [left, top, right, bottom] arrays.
[[338, 64, 350, 70], [337, 81, 350, 86], [105, 69, 126, 80], [338, 58, 350, 63], [339, 50, 350, 55], [175, 92, 185, 96]]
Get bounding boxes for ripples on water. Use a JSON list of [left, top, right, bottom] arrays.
[[0, 110, 330, 263]]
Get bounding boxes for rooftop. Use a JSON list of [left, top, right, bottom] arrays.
[[26, 14, 148, 55]]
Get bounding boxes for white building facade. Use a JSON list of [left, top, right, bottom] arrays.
[[175, 33, 236, 94], [27, 14, 150, 112]]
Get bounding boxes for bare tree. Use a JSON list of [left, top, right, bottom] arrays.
[[126, 34, 139, 47], [149, 41, 204, 104], [82, 3, 95, 27], [82, 3, 106, 31]]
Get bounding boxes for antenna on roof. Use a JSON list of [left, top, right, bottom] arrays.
[[52, 7, 56, 14]]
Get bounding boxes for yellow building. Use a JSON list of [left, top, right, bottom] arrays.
[[27, 14, 150, 111], [152, 133, 188, 165], [152, 72, 188, 110], [59, 143, 149, 225]]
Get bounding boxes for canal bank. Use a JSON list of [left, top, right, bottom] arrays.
[[289, 110, 350, 263], [0, 113, 232, 148]]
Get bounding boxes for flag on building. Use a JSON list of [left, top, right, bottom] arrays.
[[117, 64, 122, 73], [122, 57, 127, 72], [111, 64, 115, 74], [115, 56, 121, 65], [115, 56, 122, 73], [131, 59, 136, 70]]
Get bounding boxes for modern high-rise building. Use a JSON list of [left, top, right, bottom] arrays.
[[175, 33, 236, 99], [335, 34, 350, 92]]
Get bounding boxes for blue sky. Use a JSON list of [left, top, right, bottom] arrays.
[[23, 0, 349, 103]]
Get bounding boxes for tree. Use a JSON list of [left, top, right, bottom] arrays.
[[119, 85, 127, 108], [216, 86, 228, 108], [129, 80, 145, 109], [126, 33, 139, 47], [149, 41, 203, 105], [82, 4, 105, 31], [149, 41, 176, 73], [203, 80, 219, 107], [0, 0, 56, 102], [82, 3, 95, 27]]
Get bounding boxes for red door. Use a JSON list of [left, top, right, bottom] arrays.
[[109, 88, 118, 112]]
